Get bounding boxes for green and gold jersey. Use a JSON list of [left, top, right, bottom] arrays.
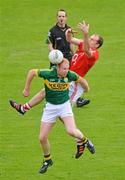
[[37, 67, 79, 104]]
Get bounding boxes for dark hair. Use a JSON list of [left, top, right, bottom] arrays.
[[97, 35, 103, 48], [57, 9, 67, 16]]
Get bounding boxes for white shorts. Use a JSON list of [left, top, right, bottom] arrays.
[[69, 82, 84, 103], [41, 100, 73, 123]]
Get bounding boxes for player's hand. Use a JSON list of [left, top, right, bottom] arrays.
[[66, 28, 72, 33], [23, 89, 30, 97], [66, 28, 77, 34], [78, 21, 89, 34]]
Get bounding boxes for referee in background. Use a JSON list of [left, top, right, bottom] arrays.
[[46, 9, 74, 66]]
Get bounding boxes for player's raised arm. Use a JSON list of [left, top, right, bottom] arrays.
[[65, 28, 81, 45], [78, 21, 92, 57]]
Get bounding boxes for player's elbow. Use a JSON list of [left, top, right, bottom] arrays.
[[29, 69, 37, 77]]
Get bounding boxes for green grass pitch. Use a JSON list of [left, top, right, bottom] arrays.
[[1, 0, 125, 179]]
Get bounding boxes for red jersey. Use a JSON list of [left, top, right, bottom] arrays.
[[70, 42, 99, 77]]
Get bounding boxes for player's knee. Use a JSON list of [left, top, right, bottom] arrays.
[[39, 134, 47, 144]]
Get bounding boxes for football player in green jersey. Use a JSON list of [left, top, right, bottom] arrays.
[[10, 59, 95, 174]]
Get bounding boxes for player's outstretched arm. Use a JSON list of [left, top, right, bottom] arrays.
[[23, 69, 38, 97], [78, 76, 90, 93]]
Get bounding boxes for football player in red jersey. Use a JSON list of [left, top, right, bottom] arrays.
[[66, 21, 103, 107]]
